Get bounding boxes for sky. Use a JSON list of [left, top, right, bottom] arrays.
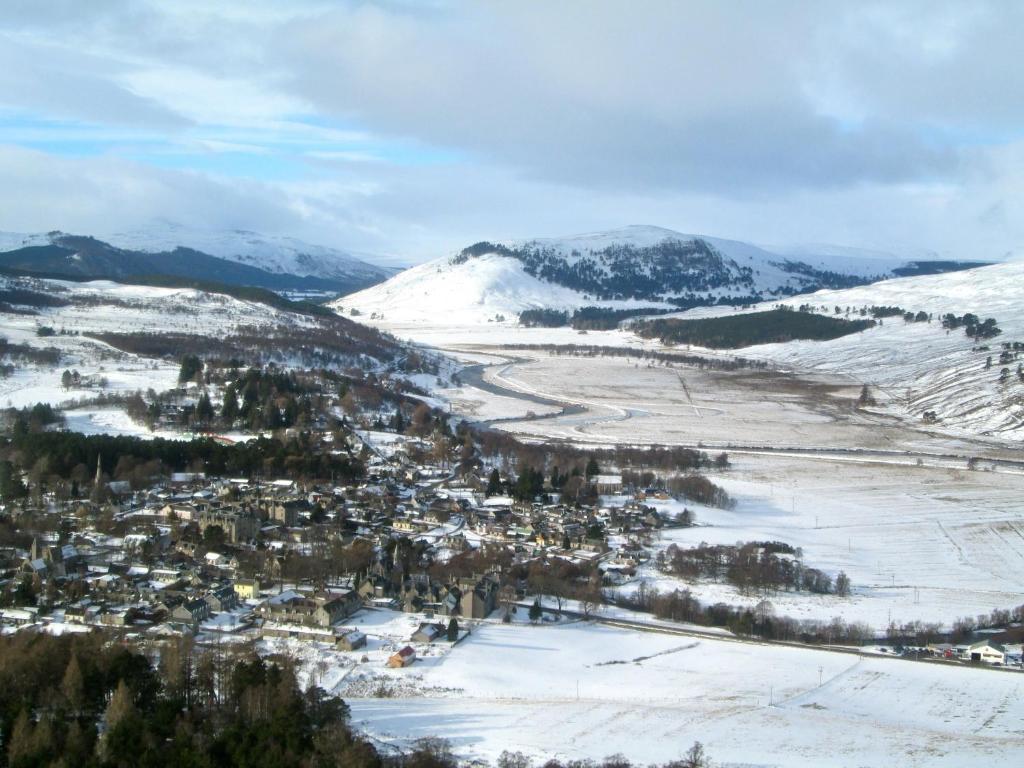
[[0, 0, 1022, 265]]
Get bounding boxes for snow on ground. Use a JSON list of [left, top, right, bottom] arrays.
[[259, 609, 462, 696], [62, 407, 181, 439], [0, 361, 179, 411], [0, 274, 316, 425], [344, 258, 1024, 442], [345, 618, 1024, 767], [661, 261, 1024, 439], [464, 351, 1022, 460], [607, 452, 1024, 629]]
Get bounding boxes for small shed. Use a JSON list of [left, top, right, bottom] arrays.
[[387, 646, 416, 668], [336, 629, 367, 651], [411, 622, 445, 644]]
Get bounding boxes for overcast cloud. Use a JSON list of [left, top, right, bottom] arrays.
[[0, 0, 1020, 262]]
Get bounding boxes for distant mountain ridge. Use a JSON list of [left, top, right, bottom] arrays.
[[0, 228, 390, 295], [457, 226, 985, 304], [103, 222, 392, 283]]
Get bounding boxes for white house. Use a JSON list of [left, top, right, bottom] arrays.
[[968, 639, 1006, 664]]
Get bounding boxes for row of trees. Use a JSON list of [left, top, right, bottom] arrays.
[[623, 584, 871, 644], [2, 429, 364, 499], [657, 541, 850, 597]]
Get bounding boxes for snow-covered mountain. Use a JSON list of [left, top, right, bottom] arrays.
[[0, 226, 390, 295], [337, 225, 982, 325], [104, 222, 391, 284]]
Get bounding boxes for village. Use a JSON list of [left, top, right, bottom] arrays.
[[1, 413, 1020, 676]]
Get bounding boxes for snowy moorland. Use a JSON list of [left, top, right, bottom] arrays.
[[724, 261, 1024, 438]]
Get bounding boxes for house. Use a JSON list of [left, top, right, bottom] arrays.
[[196, 509, 258, 544], [459, 574, 499, 619], [411, 622, 445, 643], [171, 598, 210, 625], [593, 474, 623, 495], [256, 590, 357, 628], [968, 639, 1006, 664], [233, 577, 261, 600], [387, 646, 416, 668], [99, 607, 139, 627], [265, 502, 299, 527], [0, 608, 36, 627], [335, 629, 367, 651], [204, 584, 238, 613], [204, 552, 232, 569]]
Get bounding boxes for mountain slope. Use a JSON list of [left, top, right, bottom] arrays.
[[0, 230, 388, 295], [698, 262, 1024, 438], [0, 270, 405, 415], [339, 225, 981, 325]]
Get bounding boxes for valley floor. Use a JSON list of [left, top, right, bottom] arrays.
[[374, 328, 1024, 631]]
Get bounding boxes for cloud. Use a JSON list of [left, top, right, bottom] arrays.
[[0, 1, 1022, 262], [0, 145, 295, 235], [276, 2, 971, 193], [0, 34, 189, 129]]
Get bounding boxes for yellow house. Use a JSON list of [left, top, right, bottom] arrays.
[[233, 577, 262, 600]]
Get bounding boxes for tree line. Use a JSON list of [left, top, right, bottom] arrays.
[[635, 308, 875, 349], [657, 541, 849, 597]]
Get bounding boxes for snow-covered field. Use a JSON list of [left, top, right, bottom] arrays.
[[345, 258, 1024, 444], [344, 618, 1024, 767], [607, 451, 1024, 629], [444, 351, 1020, 464]]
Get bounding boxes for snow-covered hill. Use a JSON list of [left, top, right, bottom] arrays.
[[0, 272, 406, 438], [333, 251, 664, 325], [0, 231, 51, 252], [695, 261, 1024, 438], [104, 222, 390, 283], [337, 225, 957, 326]]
